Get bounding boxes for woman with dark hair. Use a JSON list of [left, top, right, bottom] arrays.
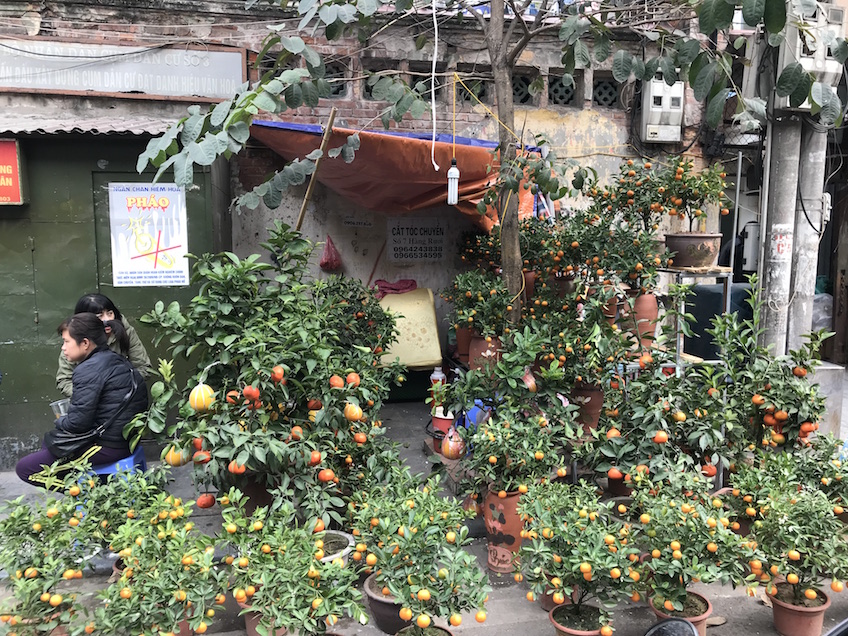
[[17, 313, 148, 485], [56, 293, 152, 397]]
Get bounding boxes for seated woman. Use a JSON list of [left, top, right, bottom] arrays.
[[16, 313, 149, 486], [56, 293, 153, 397]]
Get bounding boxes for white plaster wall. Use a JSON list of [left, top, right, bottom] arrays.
[[231, 181, 481, 353]]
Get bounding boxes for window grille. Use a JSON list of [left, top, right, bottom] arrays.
[[548, 74, 576, 106], [593, 78, 620, 108], [512, 75, 533, 104], [325, 61, 347, 98]]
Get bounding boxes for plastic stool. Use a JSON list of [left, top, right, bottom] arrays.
[[90, 446, 147, 476]]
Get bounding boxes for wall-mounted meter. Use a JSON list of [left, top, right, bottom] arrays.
[[640, 75, 685, 143], [775, 4, 844, 110]]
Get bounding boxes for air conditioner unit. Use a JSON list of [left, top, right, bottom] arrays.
[[640, 75, 684, 143], [775, 4, 844, 110]]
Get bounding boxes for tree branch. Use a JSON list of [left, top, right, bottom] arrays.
[[455, 0, 490, 32]]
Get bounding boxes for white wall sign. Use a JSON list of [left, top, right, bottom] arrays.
[[109, 183, 189, 287], [0, 40, 244, 100], [386, 217, 446, 262]]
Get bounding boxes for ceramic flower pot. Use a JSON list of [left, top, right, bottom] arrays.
[[237, 601, 287, 636], [468, 334, 501, 370], [320, 529, 355, 566], [649, 591, 713, 636], [483, 488, 523, 573], [770, 583, 831, 636], [619, 291, 659, 349], [569, 383, 603, 434], [664, 233, 722, 268], [455, 327, 472, 364], [363, 572, 412, 635], [548, 604, 602, 635]]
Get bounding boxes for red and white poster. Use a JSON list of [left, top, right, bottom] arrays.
[[108, 183, 189, 287], [0, 139, 25, 205]]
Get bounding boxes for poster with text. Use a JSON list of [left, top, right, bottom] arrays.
[[109, 183, 189, 287]]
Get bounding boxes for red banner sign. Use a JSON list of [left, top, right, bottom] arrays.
[[0, 139, 24, 205]]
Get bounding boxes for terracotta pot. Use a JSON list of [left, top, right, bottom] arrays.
[[664, 233, 722, 268], [570, 383, 603, 434], [468, 335, 501, 371], [483, 488, 523, 573], [320, 529, 354, 566], [770, 583, 831, 636], [363, 572, 412, 634], [548, 604, 602, 635], [649, 591, 713, 636], [523, 270, 537, 301], [455, 327, 472, 364], [238, 601, 287, 636], [549, 274, 575, 298], [619, 291, 659, 349], [606, 476, 632, 497], [431, 410, 454, 436], [538, 577, 576, 613]]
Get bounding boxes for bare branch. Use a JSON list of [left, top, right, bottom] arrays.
[[456, 0, 490, 31]]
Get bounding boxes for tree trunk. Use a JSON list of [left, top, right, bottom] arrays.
[[487, 6, 521, 324]]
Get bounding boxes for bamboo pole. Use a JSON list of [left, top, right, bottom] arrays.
[[295, 106, 337, 231]]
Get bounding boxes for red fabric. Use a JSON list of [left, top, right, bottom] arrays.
[[373, 279, 417, 299], [249, 124, 536, 232]]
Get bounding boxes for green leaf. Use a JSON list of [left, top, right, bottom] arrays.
[[706, 88, 730, 127], [698, 0, 717, 35], [253, 90, 280, 113], [358, 0, 379, 16], [832, 39, 848, 64], [775, 62, 802, 97], [742, 0, 765, 26], [788, 72, 813, 108], [281, 36, 305, 54], [209, 100, 232, 127], [612, 50, 633, 82], [594, 35, 610, 62], [675, 39, 702, 66], [763, 0, 786, 34], [660, 56, 678, 85], [284, 83, 303, 108], [714, 0, 736, 30], [301, 81, 320, 107], [693, 61, 716, 102], [574, 40, 591, 68], [415, 34, 428, 50]]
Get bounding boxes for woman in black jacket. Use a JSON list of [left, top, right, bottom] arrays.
[[16, 313, 148, 485]]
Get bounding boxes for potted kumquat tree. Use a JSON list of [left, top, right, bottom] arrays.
[[348, 471, 491, 635], [516, 481, 640, 636]]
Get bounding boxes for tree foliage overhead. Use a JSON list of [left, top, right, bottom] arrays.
[[140, 0, 848, 199]]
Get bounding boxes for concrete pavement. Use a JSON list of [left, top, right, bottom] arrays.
[[0, 400, 847, 635]]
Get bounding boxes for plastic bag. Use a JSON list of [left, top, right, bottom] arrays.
[[319, 235, 342, 271]]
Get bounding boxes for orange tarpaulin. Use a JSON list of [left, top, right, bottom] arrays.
[[250, 121, 537, 231]]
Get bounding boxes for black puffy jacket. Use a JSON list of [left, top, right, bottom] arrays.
[[55, 346, 148, 449]]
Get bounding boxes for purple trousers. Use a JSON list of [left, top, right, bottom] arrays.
[[16, 440, 131, 487]]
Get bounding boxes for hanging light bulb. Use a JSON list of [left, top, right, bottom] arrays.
[[447, 158, 460, 205]]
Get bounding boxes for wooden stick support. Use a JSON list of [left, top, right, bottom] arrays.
[[295, 106, 337, 232]]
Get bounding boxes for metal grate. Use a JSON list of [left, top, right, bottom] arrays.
[[593, 78, 620, 108], [325, 61, 348, 97], [459, 79, 488, 103], [512, 75, 533, 104], [548, 74, 576, 106]]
